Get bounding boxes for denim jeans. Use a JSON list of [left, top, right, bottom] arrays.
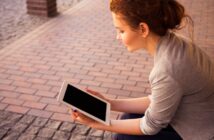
[[112, 113, 182, 140]]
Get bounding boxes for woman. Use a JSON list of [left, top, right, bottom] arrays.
[[71, 0, 214, 139]]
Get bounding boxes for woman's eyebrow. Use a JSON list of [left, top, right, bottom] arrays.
[[115, 26, 122, 30]]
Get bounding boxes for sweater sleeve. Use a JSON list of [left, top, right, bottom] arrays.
[[140, 74, 183, 135]]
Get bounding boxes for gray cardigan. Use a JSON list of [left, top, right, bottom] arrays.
[[140, 32, 214, 140]]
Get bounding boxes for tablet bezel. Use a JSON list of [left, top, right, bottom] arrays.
[[57, 81, 110, 125]]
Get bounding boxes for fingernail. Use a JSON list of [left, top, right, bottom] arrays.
[[72, 109, 77, 112]]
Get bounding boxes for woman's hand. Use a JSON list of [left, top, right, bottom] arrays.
[[70, 89, 113, 128], [71, 109, 143, 135], [86, 88, 113, 104], [70, 88, 114, 128], [70, 109, 100, 128]]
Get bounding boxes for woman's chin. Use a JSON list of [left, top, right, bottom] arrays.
[[127, 47, 137, 53]]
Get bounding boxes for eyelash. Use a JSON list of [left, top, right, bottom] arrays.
[[118, 30, 124, 34]]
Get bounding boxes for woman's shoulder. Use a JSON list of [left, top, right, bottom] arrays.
[[156, 31, 207, 68], [154, 31, 214, 87], [155, 32, 191, 72], [159, 32, 191, 57]]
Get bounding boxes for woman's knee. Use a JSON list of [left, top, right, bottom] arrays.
[[112, 133, 126, 140]]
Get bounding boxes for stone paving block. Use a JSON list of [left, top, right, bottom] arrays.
[[107, 89, 131, 97], [0, 121, 16, 130], [0, 111, 13, 120], [40, 97, 60, 105], [28, 109, 52, 119], [35, 90, 57, 98], [6, 70, 24, 76], [103, 131, 113, 140], [34, 137, 50, 140], [52, 130, 71, 140], [101, 83, 123, 90], [72, 125, 91, 135], [32, 117, 48, 127], [87, 137, 102, 140], [6, 105, 30, 114], [45, 119, 62, 129], [25, 126, 40, 135], [12, 123, 28, 133], [0, 77, 13, 84], [0, 129, 8, 139], [130, 91, 149, 98], [2, 98, 24, 106], [115, 79, 137, 86], [89, 128, 104, 137], [38, 128, 55, 138], [59, 122, 76, 132], [22, 73, 42, 79], [0, 91, 19, 98], [19, 115, 36, 124], [2, 131, 20, 140], [19, 95, 41, 102], [27, 78, 47, 85], [8, 75, 28, 82], [51, 113, 73, 122], [12, 81, 32, 88], [23, 101, 47, 110], [45, 104, 68, 113], [31, 84, 52, 91], [70, 134, 87, 140], [17, 134, 36, 140]]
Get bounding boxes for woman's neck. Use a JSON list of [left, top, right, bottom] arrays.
[[145, 33, 161, 56]]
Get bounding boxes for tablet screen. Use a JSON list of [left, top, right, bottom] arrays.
[[63, 84, 107, 121]]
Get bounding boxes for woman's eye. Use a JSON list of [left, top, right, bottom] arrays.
[[119, 30, 124, 34], [116, 29, 124, 34]]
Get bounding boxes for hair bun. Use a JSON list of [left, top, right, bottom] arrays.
[[161, 0, 185, 30]]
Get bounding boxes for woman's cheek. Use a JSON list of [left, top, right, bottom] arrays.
[[122, 34, 131, 46]]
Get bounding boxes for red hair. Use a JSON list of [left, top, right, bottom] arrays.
[[110, 0, 193, 36]]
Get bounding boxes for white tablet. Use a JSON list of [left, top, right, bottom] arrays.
[[57, 81, 110, 125]]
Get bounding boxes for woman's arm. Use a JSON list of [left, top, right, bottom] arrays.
[[94, 118, 143, 135], [72, 111, 144, 135], [111, 96, 150, 114]]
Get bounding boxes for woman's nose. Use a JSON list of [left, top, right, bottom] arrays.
[[116, 34, 121, 40]]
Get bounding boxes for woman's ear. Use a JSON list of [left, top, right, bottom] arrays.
[[139, 23, 149, 38]]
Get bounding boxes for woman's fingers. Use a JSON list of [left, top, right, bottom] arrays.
[[70, 110, 87, 121], [86, 88, 98, 95], [70, 109, 98, 128], [70, 109, 79, 121], [86, 88, 112, 103], [86, 88, 105, 99]]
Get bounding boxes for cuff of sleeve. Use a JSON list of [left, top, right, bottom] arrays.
[[140, 115, 163, 135], [148, 95, 152, 101], [140, 117, 148, 135]]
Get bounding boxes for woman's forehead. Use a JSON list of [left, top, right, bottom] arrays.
[[112, 13, 129, 27]]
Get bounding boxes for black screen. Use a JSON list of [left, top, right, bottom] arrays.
[[63, 84, 106, 121]]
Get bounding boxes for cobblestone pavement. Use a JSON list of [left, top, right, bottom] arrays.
[[0, 110, 111, 140], [0, 0, 82, 49], [0, 0, 213, 139]]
